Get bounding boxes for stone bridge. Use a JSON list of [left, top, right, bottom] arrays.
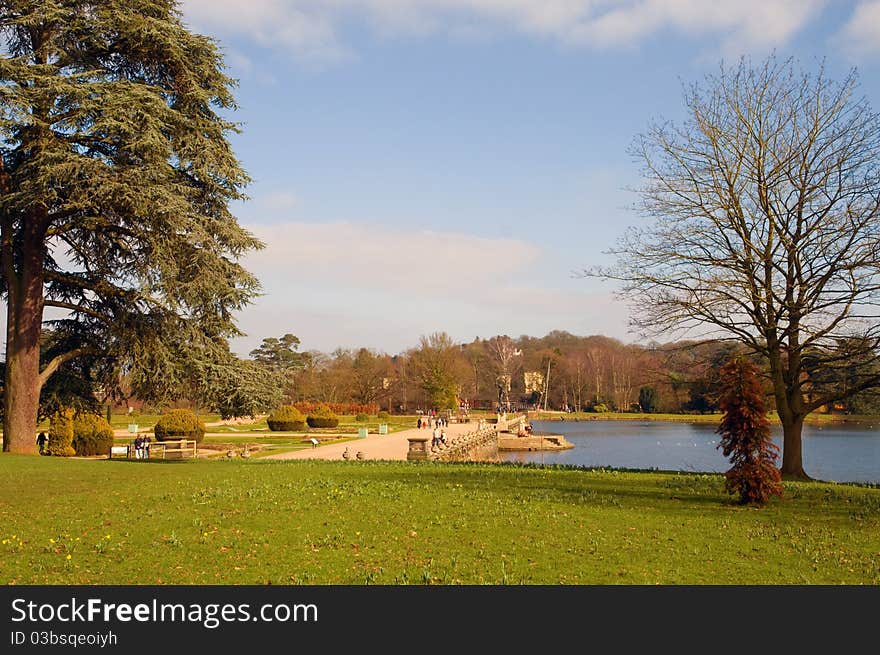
[[406, 413, 529, 462]]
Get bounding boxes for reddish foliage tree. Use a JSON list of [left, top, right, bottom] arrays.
[[716, 356, 783, 505]]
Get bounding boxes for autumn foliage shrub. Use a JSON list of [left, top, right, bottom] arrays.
[[306, 405, 340, 428], [716, 357, 783, 506], [267, 405, 306, 431], [73, 414, 115, 456], [154, 409, 205, 443]]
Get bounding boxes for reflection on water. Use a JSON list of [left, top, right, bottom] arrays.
[[500, 419, 880, 484]]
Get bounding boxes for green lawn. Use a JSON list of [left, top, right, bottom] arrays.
[[1, 455, 878, 585]]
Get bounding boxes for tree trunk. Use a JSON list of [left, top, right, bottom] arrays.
[[2, 220, 45, 454], [3, 280, 44, 454], [779, 414, 808, 480]]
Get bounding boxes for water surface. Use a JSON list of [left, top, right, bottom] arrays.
[[500, 419, 880, 484]]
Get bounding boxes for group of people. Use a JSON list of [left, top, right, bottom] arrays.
[[417, 414, 448, 430], [132, 434, 151, 459]]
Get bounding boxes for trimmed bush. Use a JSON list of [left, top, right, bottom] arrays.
[[153, 409, 205, 443], [73, 414, 115, 456], [377, 411, 390, 420], [306, 405, 339, 429], [590, 404, 610, 413], [354, 413, 369, 422], [267, 405, 306, 431], [46, 409, 76, 457]]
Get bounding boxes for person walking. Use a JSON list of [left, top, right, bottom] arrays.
[[36, 432, 47, 455]]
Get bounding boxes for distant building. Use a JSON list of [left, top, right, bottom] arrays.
[[524, 371, 544, 395]]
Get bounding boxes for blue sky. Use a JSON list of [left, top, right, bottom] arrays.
[[174, 0, 880, 357]]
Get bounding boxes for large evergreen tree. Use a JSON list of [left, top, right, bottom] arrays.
[[0, 1, 261, 453]]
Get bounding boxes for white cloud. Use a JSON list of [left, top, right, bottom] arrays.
[[229, 219, 631, 354], [244, 220, 541, 296], [567, 0, 828, 53], [837, 1, 880, 56], [181, 0, 350, 63], [181, 0, 829, 62]]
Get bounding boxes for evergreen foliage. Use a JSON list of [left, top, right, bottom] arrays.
[[717, 357, 783, 505], [266, 405, 306, 432], [0, 0, 261, 453], [306, 405, 339, 428], [46, 408, 75, 457], [72, 413, 114, 456], [638, 386, 657, 413], [250, 334, 306, 370], [201, 356, 286, 420], [153, 409, 205, 443]]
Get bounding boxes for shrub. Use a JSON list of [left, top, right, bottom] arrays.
[[153, 409, 205, 443], [716, 356, 783, 506], [377, 411, 390, 420], [590, 404, 609, 413], [307, 405, 339, 428], [354, 412, 370, 422], [73, 414, 114, 456], [267, 405, 306, 431], [46, 409, 76, 457]]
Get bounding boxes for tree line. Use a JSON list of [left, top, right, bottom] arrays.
[[162, 329, 878, 420]]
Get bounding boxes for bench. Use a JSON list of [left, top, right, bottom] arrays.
[[109, 439, 197, 460]]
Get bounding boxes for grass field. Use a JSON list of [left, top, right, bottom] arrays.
[[1, 454, 878, 585]]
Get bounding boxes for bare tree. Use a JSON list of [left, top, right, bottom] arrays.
[[593, 56, 880, 479], [487, 335, 522, 410], [564, 349, 590, 412], [586, 347, 605, 406]]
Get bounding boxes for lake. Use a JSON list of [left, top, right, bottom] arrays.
[[500, 419, 880, 485]]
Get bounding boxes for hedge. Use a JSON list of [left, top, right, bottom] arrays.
[[153, 409, 205, 443], [267, 405, 307, 431]]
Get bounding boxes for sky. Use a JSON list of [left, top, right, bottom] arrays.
[[169, 1, 880, 356]]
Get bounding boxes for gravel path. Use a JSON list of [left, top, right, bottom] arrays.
[[262, 419, 486, 462]]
